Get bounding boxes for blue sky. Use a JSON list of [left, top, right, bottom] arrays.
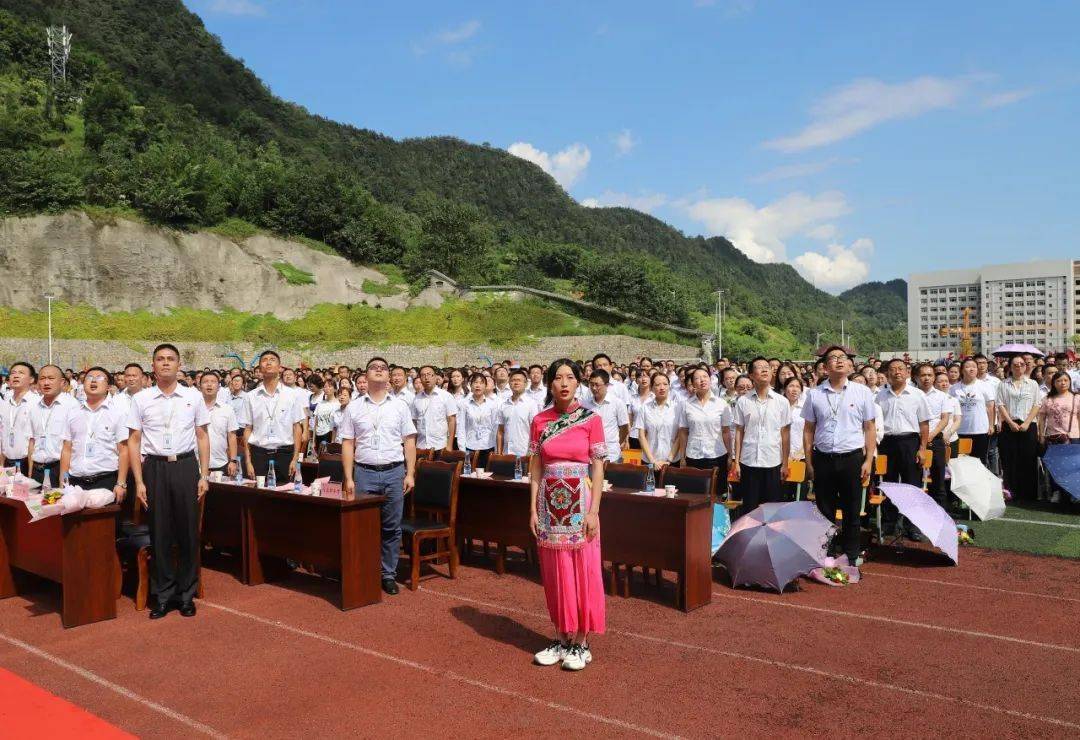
[[188, 0, 1079, 292]]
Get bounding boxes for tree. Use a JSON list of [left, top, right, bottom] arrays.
[[83, 77, 136, 151], [404, 199, 496, 283]]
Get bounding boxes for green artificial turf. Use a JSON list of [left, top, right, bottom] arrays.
[[966, 502, 1080, 559]]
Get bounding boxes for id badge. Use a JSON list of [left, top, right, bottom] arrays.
[[163, 432, 174, 450], [86, 442, 96, 456], [7, 431, 13, 447]]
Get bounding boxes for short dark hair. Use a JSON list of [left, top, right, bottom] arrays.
[[592, 353, 612, 366], [306, 375, 324, 389], [528, 364, 543, 373], [152, 343, 180, 360], [258, 349, 281, 362], [883, 357, 906, 371], [590, 368, 610, 385], [84, 366, 111, 380], [819, 345, 851, 360], [39, 363, 64, 376], [748, 356, 770, 373], [509, 368, 528, 381], [366, 356, 389, 370], [123, 362, 144, 374], [201, 370, 221, 382], [9, 361, 36, 379]]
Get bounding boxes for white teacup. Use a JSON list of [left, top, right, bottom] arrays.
[[664, 484, 676, 496], [475, 468, 485, 475], [256, 476, 266, 488]]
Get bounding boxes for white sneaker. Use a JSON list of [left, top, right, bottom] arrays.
[[534, 639, 567, 666], [581, 642, 593, 664], [561, 643, 588, 671]]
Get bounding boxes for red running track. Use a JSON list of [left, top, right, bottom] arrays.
[[0, 545, 1076, 738]]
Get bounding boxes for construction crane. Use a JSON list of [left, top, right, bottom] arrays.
[[940, 307, 1071, 356]]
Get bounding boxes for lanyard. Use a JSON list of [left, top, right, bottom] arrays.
[[825, 387, 846, 420], [86, 405, 106, 443]]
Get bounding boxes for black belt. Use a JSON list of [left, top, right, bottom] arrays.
[[812, 449, 862, 459], [883, 433, 920, 440], [70, 470, 118, 486], [144, 450, 196, 463], [357, 461, 403, 471], [252, 444, 292, 454]]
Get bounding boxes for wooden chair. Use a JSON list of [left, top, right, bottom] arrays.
[[604, 462, 649, 490], [621, 449, 644, 465], [486, 453, 531, 478], [660, 465, 718, 501], [316, 452, 345, 483], [324, 442, 343, 455], [415, 448, 437, 462], [132, 497, 206, 611], [400, 460, 461, 590], [436, 449, 479, 469]]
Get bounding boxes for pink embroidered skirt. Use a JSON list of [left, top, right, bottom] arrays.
[[537, 463, 606, 635]]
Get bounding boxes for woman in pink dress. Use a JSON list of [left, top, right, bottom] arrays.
[[528, 359, 607, 671]]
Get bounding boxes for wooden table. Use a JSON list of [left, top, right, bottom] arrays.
[[204, 483, 385, 610], [0, 497, 120, 628], [457, 475, 713, 612]]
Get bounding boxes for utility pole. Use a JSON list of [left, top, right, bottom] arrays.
[[715, 289, 726, 360], [45, 294, 55, 365]]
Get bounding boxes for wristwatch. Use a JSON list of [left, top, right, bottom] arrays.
[[117, 482, 127, 489]]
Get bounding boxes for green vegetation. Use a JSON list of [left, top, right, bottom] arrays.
[[0, 2, 905, 356], [0, 298, 695, 349], [970, 504, 1080, 559], [361, 279, 402, 298], [291, 234, 338, 257], [271, 260, 315, 286], [207, 217, 259, 241]]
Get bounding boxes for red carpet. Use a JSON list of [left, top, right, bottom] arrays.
[[0, 667, 133, 739]]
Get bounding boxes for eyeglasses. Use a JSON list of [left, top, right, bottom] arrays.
[[367, 363, 389, 372], [825, 355, 847, 363]]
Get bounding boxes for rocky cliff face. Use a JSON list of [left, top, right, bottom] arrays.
[[0, 212, 438, 318]]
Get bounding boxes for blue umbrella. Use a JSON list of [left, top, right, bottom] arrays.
[[1040, 445, 1080, 503]]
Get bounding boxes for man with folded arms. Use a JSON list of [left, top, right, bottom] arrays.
[[59, 366, 129, 502], [128, 344, 211, 619], [28, 365, 78, 485], [340, 357, 417, 595], [240, 350, 305, 483], [0, 362, 38, 474]]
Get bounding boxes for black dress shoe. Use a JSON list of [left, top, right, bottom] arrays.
[[149, 602, 170, 620], [907, 530, 925, 543], [381, 578, 399, 595], [179, 601, 197, 617]]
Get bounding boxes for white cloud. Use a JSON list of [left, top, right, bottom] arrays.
[[765, 76, 971, 152], [981, 88, 1034, 109], [507, 142, 591, 189], [682, 191, 850, 262], [806, 223, 838, 241], [208, 0, 265, 16], [793, 238, 874, 291], [436, 19, 481, 45], [750, 157, 852, 183], [612, 129, 638, 156], [581, 191, 668, 213]]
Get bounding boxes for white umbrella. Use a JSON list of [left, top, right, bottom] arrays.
[[947, 456, 1006, 521]]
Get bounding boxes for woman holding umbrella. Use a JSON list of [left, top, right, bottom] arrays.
[[996, 355, 1041, 501], [1037, 371, 1077, 503], [528, 359, 607, 671]]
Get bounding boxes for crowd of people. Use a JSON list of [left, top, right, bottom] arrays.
[[0, 344, 1075, 667]]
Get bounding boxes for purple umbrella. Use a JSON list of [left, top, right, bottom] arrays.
[[992, 343, 1044, 358], [716, 501, 834, 593], [878, 482, 959, 564]]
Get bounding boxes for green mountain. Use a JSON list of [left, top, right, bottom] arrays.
[[839, 279, 907, 349], [0, 0, 906, 356]]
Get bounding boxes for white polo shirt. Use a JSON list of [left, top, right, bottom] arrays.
[[461, 395, 499, 450], [525, 385, 547, 407], [950, 381, 995, 435], [801, 380, 877, 455], [0, 390, 38, 460], [498, 395, 539, 458], [634, 397, 681, 462], [127, 384, 209, 456], [30, 393, 77, 464], [411, 388, 458, 450], [239, 383, 305, 449], [336, 393, 416, 465], [876, 385, 934, 436], [678, 393, 733, 460], [64, 397, 130, 477], [389, 386, 415, 406], [493, 385, 513, 402], [734, 390, 792, 468], [922, 388, 952, 437], [583, 392, 630, 461], [628, 392, 652, 440], [205, 400, 240, 469]]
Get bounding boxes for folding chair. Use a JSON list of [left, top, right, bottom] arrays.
[[621, 449, 644, 465], [786, 459, 806, 501]]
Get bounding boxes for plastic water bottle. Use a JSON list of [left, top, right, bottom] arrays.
[[42, 469, 52, 491], [233, 456, 243, 484], [293, 465, 304, 493], [463, 453, 473, 476], [267, 460, 277, 489], [62, 471, 70, 488], [644, 463, 655, 493], [513, 456, 523, 480]]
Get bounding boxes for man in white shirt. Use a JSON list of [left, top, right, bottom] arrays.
[[730, 358, 791, 515], [0, 361, 39, 475], [496, 368, 538, 458], [876, 358, 933, 539], [802, 346, 877, 564], [582, 369, 629, 462], [127, 343, 211, 619], [411, 365, 457, 454], [340, 356, 417, 596], [975, 354, 1002, 475], [915, 362, 952, 509], [492, 365, 513, 402], [389, 365, 415, 405], [199, 371, 239, 477], [239, 350, 305, 482], [525, 364, 547, 407], [592, 354, 630, 409], [59, 366, 129, 501], [28, 364, 78, 485]]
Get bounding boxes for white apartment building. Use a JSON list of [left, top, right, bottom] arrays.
[[908, 259, 1079, 356]]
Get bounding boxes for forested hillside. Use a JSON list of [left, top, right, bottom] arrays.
[[0, 0, 906, 356]]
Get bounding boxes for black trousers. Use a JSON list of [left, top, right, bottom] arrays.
[[467, 448, 493, 469], [925, 435, 947, 508], [812, 450, 864, 560], [70, 470, 118, 491], [5, 458, 27, 475], [628, 437, 641, 450], [143, 455, 200, 605], [959, 433, 989, 466], [250, 445, 293, 482], [879, 433, 922, 531], [31, 460, 61, 486], [315, 432, 333, 450], [687, 455, 728, 498], [736, 464, 782, 518], [999, 422, 1038, 501]]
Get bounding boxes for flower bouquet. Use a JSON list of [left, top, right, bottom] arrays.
[[807, 555, 861, 587], [956, 523, 976, 546]]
